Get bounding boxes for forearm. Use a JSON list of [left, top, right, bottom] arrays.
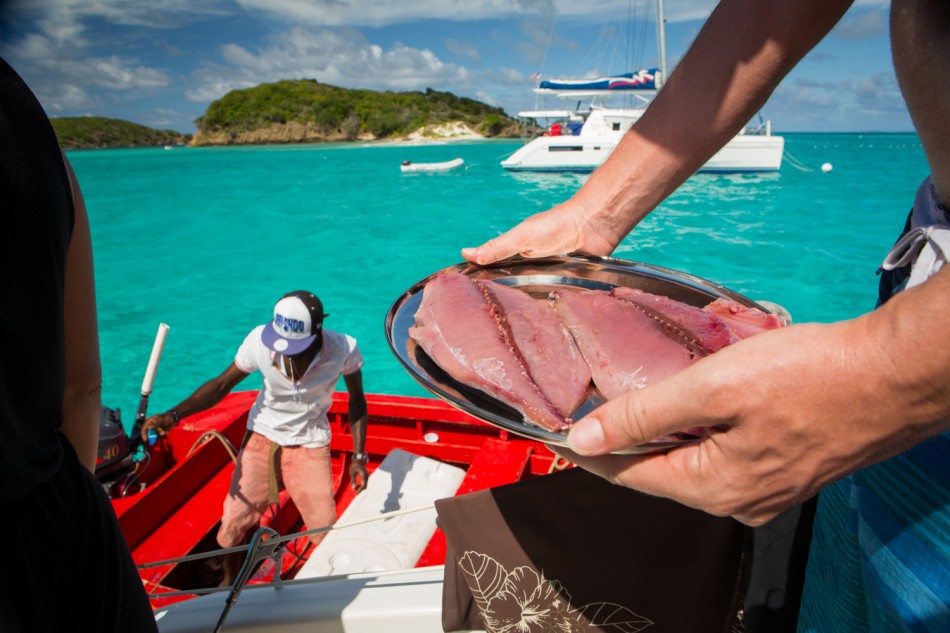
[[60, 157, 101, 470], [62, 383, 101, 470], [170, 380, 234, 419], [859, 268, 950, 453], [575, 0, 854, 231], [140, 364, 246, 441], [348, 393, 368, 453]]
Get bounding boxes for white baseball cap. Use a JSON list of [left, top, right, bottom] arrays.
[[260, 291, 326, 355]]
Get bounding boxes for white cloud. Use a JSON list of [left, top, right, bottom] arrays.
[[186, 26, 470, 103], [475, 90, 498, 106], [223, 0, 768, 28], [446, 38, 481, 62], [853, 72, 903, 114], [1, 27, 172, 112], [5, 0, 893, 36], [148, 107, 194, 129], [7, 0, 233, 34], [833, 7, 887, 40], [769, 68, 910, 131], [234, 0, 558, 27]]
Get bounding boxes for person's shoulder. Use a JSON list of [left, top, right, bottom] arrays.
[[236, 325, 269, 357], [239, 324, 267, 346], [323, 328, 359, 352]]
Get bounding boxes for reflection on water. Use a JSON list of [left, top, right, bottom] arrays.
[[504, 170, 589, 192]]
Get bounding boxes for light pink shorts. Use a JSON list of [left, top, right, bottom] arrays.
[[217, 431, 336, 548]]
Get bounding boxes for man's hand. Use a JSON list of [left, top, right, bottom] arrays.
[[140, 412, 177, 442], [461, 199, 622, 265], [349, 459, 369, 492], [557, 317, 932, 526]]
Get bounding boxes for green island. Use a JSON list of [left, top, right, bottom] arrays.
[[51, 117, 190, 150], [53, 80, 526, 149], [192, 79, 523, 146]]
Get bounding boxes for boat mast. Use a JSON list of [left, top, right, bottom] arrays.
[[656, 0, 667, 86]]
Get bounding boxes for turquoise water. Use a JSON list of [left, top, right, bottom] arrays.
[[66, 134, 928, 431]]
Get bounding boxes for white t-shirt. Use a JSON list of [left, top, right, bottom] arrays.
[[234, 325, 364, 447]]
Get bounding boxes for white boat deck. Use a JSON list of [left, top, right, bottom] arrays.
[[153, 566, 453, 633], [298, 449, 465, 577]]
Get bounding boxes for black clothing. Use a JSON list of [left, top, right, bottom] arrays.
[[0, 436, 158, 632], [0, 55, 72, 501], [0, 56, 157, 632]]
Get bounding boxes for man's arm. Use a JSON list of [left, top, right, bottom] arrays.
[[463, 0, 855, 264], [561, 267, 950, 526], [140, 363, 249, 441], [343, 369, 369, 491], [60, 157, 102, 471]]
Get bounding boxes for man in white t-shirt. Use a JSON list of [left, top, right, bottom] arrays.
[[141, 290, 368, 583]]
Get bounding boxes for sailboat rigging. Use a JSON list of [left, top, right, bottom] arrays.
[[500, 0, 784, 173]]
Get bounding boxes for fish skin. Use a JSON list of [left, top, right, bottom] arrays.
[[553, 288, 700, 401], [481, 280, 591, 419], [409, 273, 569, 431], [610, 287, 736, 353], [703, 298, 784, 339]]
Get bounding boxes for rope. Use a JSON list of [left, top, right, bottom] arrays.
[[547, 455, 573, 474], [782, 150, 814, 172], [117, 449, 151, 497], [137, 502, 437, 571], [146, 564, 446, 601], [187, 430, 238, 462]]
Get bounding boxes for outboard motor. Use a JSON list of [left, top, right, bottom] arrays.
[[95, 406, 135, 494]]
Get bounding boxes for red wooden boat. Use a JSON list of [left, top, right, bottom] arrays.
[[108, 390, 560, 611]]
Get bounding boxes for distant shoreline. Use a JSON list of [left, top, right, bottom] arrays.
[[60, 130, 920, 153], [64, 136, 525, 152]]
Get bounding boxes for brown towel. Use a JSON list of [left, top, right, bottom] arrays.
[[436, 467, 745, 633]]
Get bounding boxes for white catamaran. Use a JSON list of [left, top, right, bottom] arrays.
[[500, 1, 784, 173]]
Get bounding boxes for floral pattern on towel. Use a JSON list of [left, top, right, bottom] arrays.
[[458, 550, 654, 632]]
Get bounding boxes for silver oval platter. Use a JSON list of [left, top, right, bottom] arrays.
[[385, 255, 770, 454]]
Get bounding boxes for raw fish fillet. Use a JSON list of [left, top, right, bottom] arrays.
[[703, 298, 784, 339], [610, 287, 737, 353], [553, 289, 702, 400], [409, 273, 589, 431], [481, 281, 590, 418]]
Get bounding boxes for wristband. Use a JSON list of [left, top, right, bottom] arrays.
[[169, 409, 181, 426], [353, 451, 368, 463]]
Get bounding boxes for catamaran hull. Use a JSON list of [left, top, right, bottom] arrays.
[[501, 133, 785, 173]]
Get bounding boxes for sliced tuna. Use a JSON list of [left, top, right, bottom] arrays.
[[482, 281, 591, 418], [610, 286, 737, 353], [553, 288, 701, 400], [409, 273, 587, 431]]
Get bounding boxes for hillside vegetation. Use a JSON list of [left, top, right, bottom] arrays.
[[51, 117, 190, 150], [193, 79, 522, 145]]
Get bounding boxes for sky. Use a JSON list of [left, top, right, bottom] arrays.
[[0, 0, 909, 135]]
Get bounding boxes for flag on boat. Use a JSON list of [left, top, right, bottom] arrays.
[[609, 69, 657, 89], [538, 68, 659, 92]]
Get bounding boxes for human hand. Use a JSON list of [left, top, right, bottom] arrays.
[[555, 319, 921, 526], [140, 412, 177, 442], [461, 198, 626, 265], [349, 459, 368, 492]]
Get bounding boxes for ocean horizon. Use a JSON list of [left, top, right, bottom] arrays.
[[66, 132, 928, 432]]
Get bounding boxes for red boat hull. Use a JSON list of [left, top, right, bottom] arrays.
[[110, 391, 560, 607]]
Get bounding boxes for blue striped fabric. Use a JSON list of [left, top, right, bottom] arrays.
[[798, 432, 950, 632]]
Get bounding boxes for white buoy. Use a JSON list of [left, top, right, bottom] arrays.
[[821, 162, 833, 173]]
